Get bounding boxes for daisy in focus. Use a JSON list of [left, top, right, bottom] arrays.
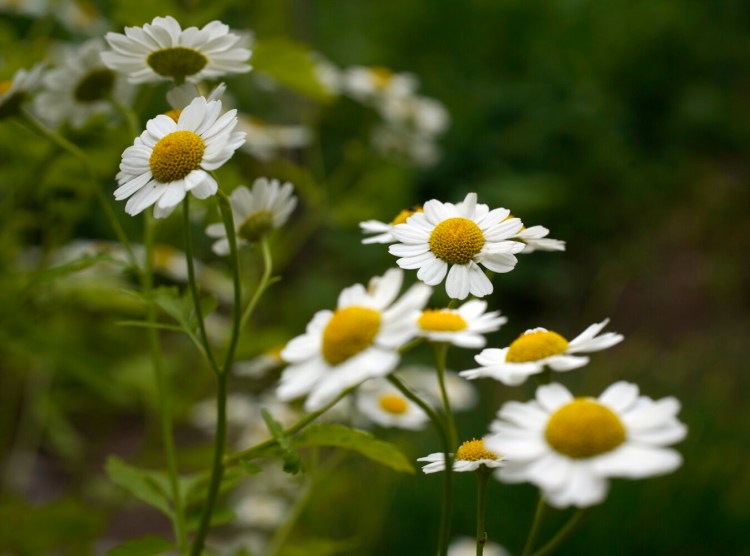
[[460, 319, 624, 386], [0, 64, 44, 119], [418, 438, 504, 474], [277, 268, 431, 411], [487, 381, 687, 508], [356, 379, 429, 430], [416, 299, 507, 348], [205, 177, 297, 255], [34, 38, 134, 129], [101, 16, 251, 84], [389, 192, 525, 300], [114, 95, 245, 218], [360, 207, 422, 244]]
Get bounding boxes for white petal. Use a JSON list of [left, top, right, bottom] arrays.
[[445, 264, 471, 300], [536, 383, 573, 412], [592, 445, 683, 479]]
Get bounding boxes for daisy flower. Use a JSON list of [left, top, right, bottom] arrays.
[[277, 268, 432, 411], [205, 177, 297, 255], [376, 94, 450, 137], [235, 114, 312, 161], [233, 345, 286, 378], [487, 381, 687, 508], [114, 95, 245, 218], [448, 537, 510, 556], [34, 38, 134, 129], [0, 64, 44, 119], [514, 224, 565, 253], [356, 379, 429, 430], [370, 124, 442, 167], [400, 366, 478, 412], [460, 319, 624, 386], [101, 16, 251, 84], [165, 81, 226, 121], [389, 192, 525, 300], [360, 207, 422, 244], [343, 65, 417, 103], [417, 300, 506, 348], [418, 438, 504, 474]]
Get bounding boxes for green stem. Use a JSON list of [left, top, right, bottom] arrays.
[[434, 343, 457, 450], [19, 108, 140, 275], [531, 509, 588, 556], [182, 196, 220, 375], [522, 495, 547, 556], [388, 374, 452, 556], [475, 470, 491, 556], [144, 214, 187, 553], [108, 93, 140, 142], [240, 236, 273, 331], [217, 191, 243, 375]]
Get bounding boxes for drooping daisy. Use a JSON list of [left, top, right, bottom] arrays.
[[416, 299, 507, 348], [487, 381, 687, 508], [0, 64, 44, 119], [360, 207, 423, 244], [513, 224, 565, 253], [356, 378, 429, 430], [101, 16, 251, 84], [460, 319, 624, 386], [277, 268, 432, 411], [205, 177, 297, 255], [34, 38, 134, 129], [114, 95, 245, 218], [418, 438, 504, 474], [343, 65, 417, 103], [389, 192, 525, 300]]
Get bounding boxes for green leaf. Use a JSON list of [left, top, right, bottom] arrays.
[[107, 535, 173, 556], [252, 38, 334, 103], [240, 460, 264, 475], [183, 467, 244, 508], [105, 457, 172, 517], [292, 424, 415, 474], [262, 409, 302, 475]]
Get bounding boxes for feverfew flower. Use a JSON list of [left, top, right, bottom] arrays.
[[360, 207, 422, 244], [34, 39, 134, 129], [418, 438, 504, 474], [278, 268, 431, 411], [389, 192, 525, 300], [356, 379, 429, 430], [376, 94, 450, 137], [417, 300, 506, 348], [0, 64, 44, 119], [487, 382, 687, 508], [514, 224, 565, 253], [235, 114, 312, 161], [460, 319, 624, 386], [114, 95, 245, 218], [205, 177, 297, 255], [101, 16, 251, 84], [400, 366, 478, 412], [343, 65, 417, 103]]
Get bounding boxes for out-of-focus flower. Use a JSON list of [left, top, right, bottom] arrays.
[[235, 114, 312, 161], [418, 438, 504, 473], [233, 345, 286, 378], [0, 64, 44, 119], [400, 366, 478, 412], [487, 382, 687, 508], [356, 379, 429, 430], [312, 54, 343, 96], [376, 94, 450, 137], [370, 124, 442, 167], [343, 66, 418, 103], [448, 537, 510, 556], [360, 207, 423, 245], [416, 300, 506, 348]]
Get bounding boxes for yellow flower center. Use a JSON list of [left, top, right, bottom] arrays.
[[0, 81, 23, 119], [391, 207, 422, 226], [238, 210, 274, 242], [371, 66, 394, 89], [321, 306, 381, 365], [147, 47, 208, 79], [152, 245, 177, 270], [164, 108, 183, 122], [429, 217, 485, 265], [418, 310, 468, 332], [73, 68, 115, 102], [149, 130, 205, 183], [505, 330, 569, 363], [456, 439, 500, 461], [0, 81, 12, 96], [545, 398, 626, 459], [378, 394, 409, 415]]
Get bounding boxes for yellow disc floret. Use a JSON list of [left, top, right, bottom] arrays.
[[371, 66, 394, 89], [545, 398, 626, 459], [418, 310, 468, 332], [378, 394, 409, 415], [147, 47, 208, 79], [149, 130, 205, 183], [164, 108, 183, 122], [506, 330, 569, 363], [0, 81, 14, 96], [456, 438, 500, 462], [321, 306, 381, 365], [429, 217, 485, 265], [391, 207, 422, 226]]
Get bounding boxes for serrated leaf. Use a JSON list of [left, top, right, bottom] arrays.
[[252, 38, 334, 102], [240, 460, 264, 475], [105, 457, 172, 517], [183, 467, 244, 508], [292, 424, 415, 474], [107, 535, 173, 556], [262, 409, 302, 475]]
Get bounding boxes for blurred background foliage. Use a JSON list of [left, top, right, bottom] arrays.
[[1, 0, 749, 554]]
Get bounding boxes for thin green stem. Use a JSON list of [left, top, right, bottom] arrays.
[[144, 214, 187, 553], [19, 108, 139, 275], [217, 191, 243, 375], [388, 374, 452, 556], [182, 196, 220, 375], [530, 509, 587, 556], [522, 495, 547, 556], [434, 342, 457, 450], [108, 93, 140, 142], [475, 470, 491, 556], [240, 236, 273, 331]]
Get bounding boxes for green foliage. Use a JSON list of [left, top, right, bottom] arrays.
[[105, 456, 174, 518], [107, 535, 174, 556], [262, 408, 302, 474]]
